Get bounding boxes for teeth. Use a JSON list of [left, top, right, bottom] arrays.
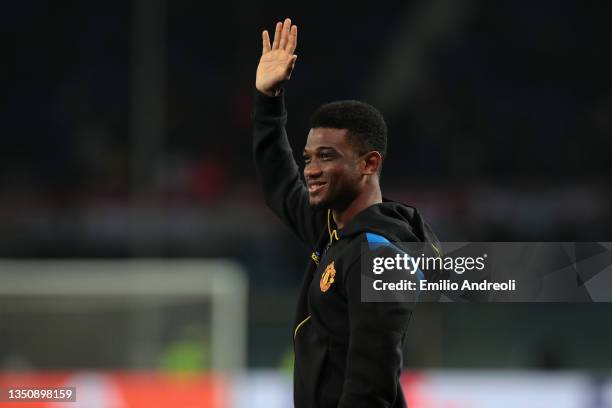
[[308, 182, 325, 192]]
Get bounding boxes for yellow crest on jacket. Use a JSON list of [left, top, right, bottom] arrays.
[[320, 261, 336, 292]]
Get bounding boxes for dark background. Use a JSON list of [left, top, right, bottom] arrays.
[[1, 0, 611, 370]]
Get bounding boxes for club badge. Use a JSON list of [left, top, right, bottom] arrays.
[[320, 261, 336, 292]]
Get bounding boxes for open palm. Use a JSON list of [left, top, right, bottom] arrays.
[[256, 18, 298, 96]]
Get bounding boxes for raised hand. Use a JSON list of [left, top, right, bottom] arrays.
[[256, 18, 298, 97]]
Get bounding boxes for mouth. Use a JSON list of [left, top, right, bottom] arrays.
[[307, 181, 327, 194]]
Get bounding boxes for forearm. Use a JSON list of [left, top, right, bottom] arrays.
[[338, 308, 408, 407], [252, 88, 297, 193], [252, 88, 321, 246], [339, 258, 412, 407]]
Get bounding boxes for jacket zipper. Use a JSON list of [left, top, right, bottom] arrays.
[[294, 315, 311, 339]]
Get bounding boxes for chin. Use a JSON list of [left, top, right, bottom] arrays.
[[308, 195, 328, 210]]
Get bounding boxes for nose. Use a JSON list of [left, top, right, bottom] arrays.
[[304, 161, 322, 179]]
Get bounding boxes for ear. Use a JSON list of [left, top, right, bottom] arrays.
[[361, 151, 382, 175]]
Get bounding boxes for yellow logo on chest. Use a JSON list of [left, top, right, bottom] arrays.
[[320, 261, 336, 292]]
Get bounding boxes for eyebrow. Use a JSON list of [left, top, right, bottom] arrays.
[[303, 146, 338, 155]]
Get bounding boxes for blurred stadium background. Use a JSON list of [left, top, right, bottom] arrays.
[[1, 0, 611, 406]]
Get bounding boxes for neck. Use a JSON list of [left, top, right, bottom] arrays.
[[332, 185, 382, 229]]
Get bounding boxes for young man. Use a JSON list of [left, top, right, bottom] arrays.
[[253, 18, 439, 407]]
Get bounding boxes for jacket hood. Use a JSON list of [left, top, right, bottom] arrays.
[[335, 198, 437, 244]]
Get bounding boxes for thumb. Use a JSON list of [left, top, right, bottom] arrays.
[[287, 54, 297, 71], [286, 55, 298, 77]]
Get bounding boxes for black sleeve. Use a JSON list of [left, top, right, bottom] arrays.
[[252, 88, 325, 247], [338, 249, 412, 408]]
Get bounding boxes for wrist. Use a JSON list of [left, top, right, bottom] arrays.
[[256, 86, 282, 97], [253, 87, 286, 117]]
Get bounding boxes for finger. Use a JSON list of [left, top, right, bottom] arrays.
[[262, 30, 271, 54], [271, 21, 282, 50], [279, 18, 291, 50], [286, 25, 298, 55]]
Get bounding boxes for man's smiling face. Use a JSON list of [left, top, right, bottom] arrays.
[[303, 128, 363, 210]]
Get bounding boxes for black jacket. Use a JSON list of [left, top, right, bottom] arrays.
[[253, 89, 439, 408]]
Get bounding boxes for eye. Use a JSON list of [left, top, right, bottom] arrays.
[[303, 156, 311, 164]]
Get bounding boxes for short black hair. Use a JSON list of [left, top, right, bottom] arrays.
[[310, 100, 388, 160]]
